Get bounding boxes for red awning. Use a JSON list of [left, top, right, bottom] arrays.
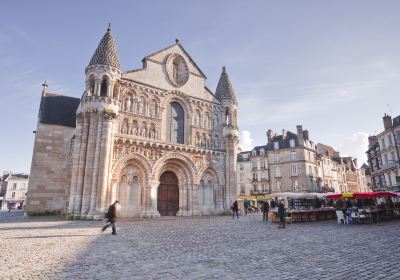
[[325, 192, 396, 199], [353, 192, 396, 198]]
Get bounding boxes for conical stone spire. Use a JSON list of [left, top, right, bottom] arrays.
[[88, 24, 120, 69], [215, 66, 236, 103]]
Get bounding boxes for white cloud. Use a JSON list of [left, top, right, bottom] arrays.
[[339, 132, 369, 166], [239, 130, 254, 151]]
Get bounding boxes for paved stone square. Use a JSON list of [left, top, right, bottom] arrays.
[[1, 211, 399, 280]]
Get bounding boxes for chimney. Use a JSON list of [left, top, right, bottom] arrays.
[[282, 129, 287, 139], [297, 125, 304, 147], [303, 130, 309, 141], [267, 129, 273, 143], [368, 136, 377, 147], [383, 114, 392, 130]]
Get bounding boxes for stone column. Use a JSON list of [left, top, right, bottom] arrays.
[[107, 81, 114, 98], [73, 113, 90, 216], [94, 79, 101, 96], [81, 114, 97, 216], [191, 184, 200, 216], [140, 180, 160, 218], [87, 115, 103, 218], [177, 183, 190, 216], [95, 112, 114, 215], [67, 113, 84, 214]]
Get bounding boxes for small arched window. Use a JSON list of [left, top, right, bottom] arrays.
[[225, 108, 230, 125], [88, 78, 95, 96], [100, 78, 108, 97]]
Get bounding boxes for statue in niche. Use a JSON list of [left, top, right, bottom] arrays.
[[201, 137, 205, 147], [132, 126, 137, 136], [212, 115, 218, 129], [125, 96, 131, 112], [141, 127, 147, 137], [121, 123, 127, 134], [132, 99, 137, 114], [150, 130, 155, 139], [139, 100, 144, 115], [149, 103, 155, 118]]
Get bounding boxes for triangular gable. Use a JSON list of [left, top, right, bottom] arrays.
[[142, 41, 207, 79]]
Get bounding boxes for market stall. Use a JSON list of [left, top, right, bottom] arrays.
[[268, 192, 335, 223], [325, 192, 398, 223]]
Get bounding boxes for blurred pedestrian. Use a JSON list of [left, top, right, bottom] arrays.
[[231, 200, 239, 219], [244, 200, 249, 215], [102, 200, 120, 235], [270, 199, 276, 209], [277, 200, 286, 229], [261, 201, 270, 222]]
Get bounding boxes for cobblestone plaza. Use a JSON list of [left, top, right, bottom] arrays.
[[1, 211, 399, 279]]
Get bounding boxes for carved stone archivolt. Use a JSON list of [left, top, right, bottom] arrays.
[[113, 140, 166, 164]]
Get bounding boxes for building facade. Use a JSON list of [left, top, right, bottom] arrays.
[[26, 26, 238, 218], [367, 114, 400, 191], [237, 126, 368, 195], [1, 172, 29, 210], [237, 151, 253, 195]]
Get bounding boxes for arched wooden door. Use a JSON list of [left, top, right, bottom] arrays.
[[157, 171, 179, 216]]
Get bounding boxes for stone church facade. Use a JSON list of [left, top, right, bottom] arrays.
[[26, 26, 239, 219]]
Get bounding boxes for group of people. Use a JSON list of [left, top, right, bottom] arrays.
[[103, 198, 288, 235], [231, 199, 287, 228]]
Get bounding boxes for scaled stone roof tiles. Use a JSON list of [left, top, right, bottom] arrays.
[[88, 26, 120, 69], [215, 67, 236, 103]]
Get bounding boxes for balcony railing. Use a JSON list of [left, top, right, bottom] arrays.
[[383, 161, 398, 169]]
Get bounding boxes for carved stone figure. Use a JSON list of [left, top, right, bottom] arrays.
[[212, 114, 218, 129], [139, 100, 144, 115], [125, 96, 131, 112], [133, 99, 137, 114]]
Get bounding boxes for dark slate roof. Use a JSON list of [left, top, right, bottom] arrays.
[[88, 25, 120, 69], [215, 67, 236, 103], [10, 173, 29, 179], [265, 131, 299, 151], [393, 115, 400, 127], [39, 93, 80, 127], [237, 151, 251, 162], [318, 143, 338, 157]]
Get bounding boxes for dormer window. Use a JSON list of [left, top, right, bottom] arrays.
[[252, 150, 256, 157], [274, 142, 279, 150], [289, 139, 295, 148], [260, 148, 265, 156]]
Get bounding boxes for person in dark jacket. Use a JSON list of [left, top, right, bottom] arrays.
[[270, 199, 276, 209], [261, 201, 270, 222], [231, 200, 239, 219], [102, 200, 120, 234], [277, 200, 286, 229], [243, 200, 249, 215]]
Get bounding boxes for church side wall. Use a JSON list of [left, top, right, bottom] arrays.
[[25, 123, 75, 215]]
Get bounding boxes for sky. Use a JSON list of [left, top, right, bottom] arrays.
[[1, 0, 400, 173]]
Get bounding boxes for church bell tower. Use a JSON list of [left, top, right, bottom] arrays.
[[215, 66, 239, 208], [67, 24, 121, 219]]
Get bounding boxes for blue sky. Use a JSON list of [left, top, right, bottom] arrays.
[[1, 0, 400, 173]]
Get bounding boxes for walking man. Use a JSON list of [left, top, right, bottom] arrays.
[[231, 200, 239, 219], [244, 200, 249, 215], [277, 199, 286, 229], [102, 200, 120, 235], [262, 201, 270, 222]]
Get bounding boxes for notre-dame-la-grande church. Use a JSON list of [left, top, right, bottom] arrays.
[[26, 25, 239, 219]]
